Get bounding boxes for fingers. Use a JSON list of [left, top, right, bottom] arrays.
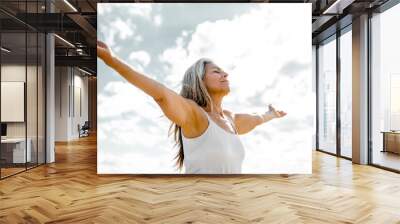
[[97, 46, 105, 57], [268, 104, 275, 111], [271, 108, 287, 118], [97, 40, 108, 48], [268, 105, 287, 118], [277, 111, 287, 117]]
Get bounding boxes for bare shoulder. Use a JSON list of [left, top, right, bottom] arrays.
[[184, 98, 203, 113], [184, 98, 199, 107]]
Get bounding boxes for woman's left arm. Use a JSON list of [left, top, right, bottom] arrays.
[[229, 105, 287, 135]]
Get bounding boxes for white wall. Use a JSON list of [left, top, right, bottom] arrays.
[[55, 67, 89, 141], [55, 66, 69, 141], [72, 72, 89, 138]]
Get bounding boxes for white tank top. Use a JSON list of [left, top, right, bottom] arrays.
[[181, 108, 245, 174]]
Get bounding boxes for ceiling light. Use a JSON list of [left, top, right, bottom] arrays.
[[63, 0, 78, 12], [54, 34, 75, 48], [1, 47, 11, 53], [76, 48, 84, 55]]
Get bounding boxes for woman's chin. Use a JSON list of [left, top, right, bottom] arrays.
[[222, 87, 230, 95], [209, 86, 230, 95]]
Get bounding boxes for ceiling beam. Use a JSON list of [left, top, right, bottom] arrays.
[[322, 0, 356, 14]]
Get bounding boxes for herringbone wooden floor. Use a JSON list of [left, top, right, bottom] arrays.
[[1, 134, 400, 224]]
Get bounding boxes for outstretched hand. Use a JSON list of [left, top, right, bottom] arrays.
[[268, 104, 287, 119], [97, 40, 114, 64]]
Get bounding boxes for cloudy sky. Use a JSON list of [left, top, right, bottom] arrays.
[[97, 3, 313, 174]]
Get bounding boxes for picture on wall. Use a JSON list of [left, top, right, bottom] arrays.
[[97, 3, 313, 174], [1, 82, 25, 122]]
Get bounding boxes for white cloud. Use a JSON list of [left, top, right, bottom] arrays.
[[129, 50, 151, 67], [98, 4, 113, 15], [153, 15, 162, 27], [98, 81, 177, 173], [99, 150, 177, 174], [160, 5, 311, 103], [110, 18, 135, 40], [99, 25, 116, 47], [134, 35, 143, 43], [99, 17, 136, 48], [129, 4, 152, 20], [98, 81, 159, 119], [181, 30, 189, 37]]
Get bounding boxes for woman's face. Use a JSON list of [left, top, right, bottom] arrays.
[[203, 62, 230, 95]]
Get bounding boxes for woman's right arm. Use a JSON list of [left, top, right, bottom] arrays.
[[97, 40, 197, 127]]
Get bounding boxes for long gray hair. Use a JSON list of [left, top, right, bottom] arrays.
[[169, 58, 214, 170]]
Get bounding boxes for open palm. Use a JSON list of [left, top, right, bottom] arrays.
[[97, 40, 114, 64]]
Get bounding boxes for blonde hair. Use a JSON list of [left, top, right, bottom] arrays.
[[169, 58, 214, 170]]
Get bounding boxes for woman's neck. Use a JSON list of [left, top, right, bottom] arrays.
[[208, 94, 224, 116]]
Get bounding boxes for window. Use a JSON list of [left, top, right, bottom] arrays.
[[340, 27, 352, 158], [318, 35, 337, 154], [371, 2, 400, 171]]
